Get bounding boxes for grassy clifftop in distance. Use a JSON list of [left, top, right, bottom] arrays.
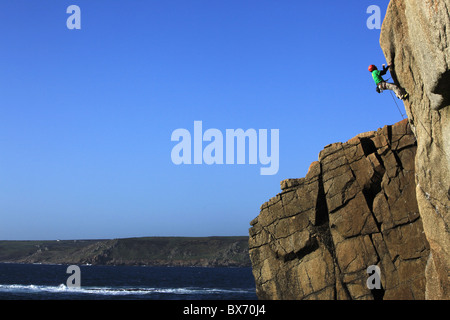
[[0, 236, 251, 267]]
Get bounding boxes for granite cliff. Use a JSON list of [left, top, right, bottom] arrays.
[[249, 0, 449, 300], [380, 0, 449, 300]]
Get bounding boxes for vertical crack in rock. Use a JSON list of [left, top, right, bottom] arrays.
[[315, 163, 329, 227], [314, 162, 352, 300]]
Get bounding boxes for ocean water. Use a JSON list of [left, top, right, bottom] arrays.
[[0, 263, 257, 300]]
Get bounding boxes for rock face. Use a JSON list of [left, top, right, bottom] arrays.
[[380, 0, 450, 299], [249, 120, 430, 299]]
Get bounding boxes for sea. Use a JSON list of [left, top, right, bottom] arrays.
[[0, 263, 257, 300]]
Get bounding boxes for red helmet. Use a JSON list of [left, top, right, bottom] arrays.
[[368, 65, 377, 72]]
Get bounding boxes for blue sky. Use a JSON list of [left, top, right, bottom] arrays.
[[0, 0, 396, 240]]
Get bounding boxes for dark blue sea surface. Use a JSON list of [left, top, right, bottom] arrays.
[[0, 263, 257, 300]]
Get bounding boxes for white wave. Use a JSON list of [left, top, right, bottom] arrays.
[[0, 284, 253, 296]]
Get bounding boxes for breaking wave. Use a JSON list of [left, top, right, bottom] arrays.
[[0, 283, 253, 297]]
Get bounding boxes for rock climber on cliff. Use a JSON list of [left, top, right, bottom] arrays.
[[369, 64, 408, 100]]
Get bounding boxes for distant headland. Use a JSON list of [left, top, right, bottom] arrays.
[[0, 236, 251, 267]]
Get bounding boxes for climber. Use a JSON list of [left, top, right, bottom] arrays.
[[368, 64, 408, 100]]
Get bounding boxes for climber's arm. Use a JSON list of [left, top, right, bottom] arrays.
[[380, 64, 390, 76]]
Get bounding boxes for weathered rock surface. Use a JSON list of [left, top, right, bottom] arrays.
[[249, 120, 430, 299], [380, 0, 450, 299]]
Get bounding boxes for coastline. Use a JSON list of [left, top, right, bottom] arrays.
[[0, 236, 251, 268]]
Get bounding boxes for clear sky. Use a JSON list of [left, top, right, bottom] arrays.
[[0, 0, 397, 240]]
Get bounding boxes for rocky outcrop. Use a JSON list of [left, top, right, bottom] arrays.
[[249, 120, 430, 299], [380, 0, 450, 299]]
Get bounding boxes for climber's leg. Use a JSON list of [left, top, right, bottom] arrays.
[[384, 82, 407, 100]]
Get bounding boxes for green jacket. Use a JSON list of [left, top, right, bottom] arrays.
[[372, 65, 389, 84]]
